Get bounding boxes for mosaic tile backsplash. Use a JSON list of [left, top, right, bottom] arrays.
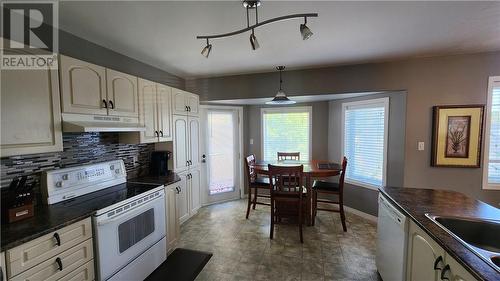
[[0, 132, 155, 190]]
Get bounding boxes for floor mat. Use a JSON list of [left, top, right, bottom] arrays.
[[145, 248, 213, 281]]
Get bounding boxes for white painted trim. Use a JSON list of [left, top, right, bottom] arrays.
[[260, 106, 313, 161], [341, 97, 389, 189], [344, 206, 378, 222], [482, 76, 500, 190]]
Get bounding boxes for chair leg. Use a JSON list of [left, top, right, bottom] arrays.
[[339, 196, 347, 232], [312, 190, 317, 226], [270, 199, 275, 240], [252, 188, 258, 210], [299, 200, 304, 243], [245, 187, 252, 219]]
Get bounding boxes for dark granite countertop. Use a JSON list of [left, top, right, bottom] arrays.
[[379, 186, 500, 281], [1, 173, 180, 252]]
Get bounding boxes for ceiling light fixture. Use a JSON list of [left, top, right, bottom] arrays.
[[300, 17, 313, 40], [266, 66, 296, 105], [201, 39, 212, 58], [197, 0, 317, 57]]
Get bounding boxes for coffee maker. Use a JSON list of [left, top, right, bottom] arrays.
[[150, 151, 171, 176]]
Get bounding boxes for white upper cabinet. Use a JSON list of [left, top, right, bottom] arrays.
[[1, 49, 63, 157], [186, 93, 200, 117], [188, 117, 201, 167], [172, 88, 199, 116], [59, 55, 108, 115], [173, 115, 189, 171], [157, 84, 172, 141], [138, 79, 158, 143], [106, 69, 139, 117]]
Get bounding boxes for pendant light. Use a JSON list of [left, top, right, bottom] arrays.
[[266, 66, 296, 105]]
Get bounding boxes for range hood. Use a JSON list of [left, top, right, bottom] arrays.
[[62, 114, 146, 133]]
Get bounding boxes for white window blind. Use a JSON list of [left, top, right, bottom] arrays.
[[262, 107, 311, 161], [342, 98, 389, 187], [485, 80, 500, 188]]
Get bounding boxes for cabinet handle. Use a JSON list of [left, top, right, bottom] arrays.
[[55, 257, 63, 271], [109, 100, 114, 109], [185, 106, 188, 112], [160, 130, 163, 137], [188, 106, 191, 112], [102, 99, 108, 108], [53, 232, 61, 246], [155, 131, 159, 137], [434, 256, 444, 270], [176, 186, 181, 194], [440, 264, 450, 280]]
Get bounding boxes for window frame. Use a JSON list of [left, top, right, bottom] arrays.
[[482, 76, 500, 190], [341, 97, 389, 190], [261, 106, 313, 161]]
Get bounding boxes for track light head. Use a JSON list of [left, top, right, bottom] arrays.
[[201, 42, 212, 58], [300, 18, 313, 40], [250, 31, 260, 50]]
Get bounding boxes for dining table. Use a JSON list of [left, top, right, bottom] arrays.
[[251, 160, 342, 225]]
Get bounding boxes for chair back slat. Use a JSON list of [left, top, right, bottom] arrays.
[[277, 152, 300, 161], [268, 164, 304, 196], [339, 156, 348, 193]]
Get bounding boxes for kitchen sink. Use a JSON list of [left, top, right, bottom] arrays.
[[426, 214, 500, 272]]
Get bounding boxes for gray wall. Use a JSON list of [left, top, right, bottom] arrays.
[[328, 92, 407, 215], [187, 51, 500, 208], [245, 102, 329, 161], [59, 30, 185, 89]]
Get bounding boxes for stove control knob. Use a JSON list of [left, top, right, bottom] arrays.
[[62, 174, 69, 180], [55, 181, 63, 188], [110, 165, 115, 170], [115, 169, 121, 174]]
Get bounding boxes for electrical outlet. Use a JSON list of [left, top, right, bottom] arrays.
[[250, 138, 254, 145], [418, 142, 425, 151]]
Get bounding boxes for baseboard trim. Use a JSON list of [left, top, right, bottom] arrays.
[[344, 206, 378, 222]]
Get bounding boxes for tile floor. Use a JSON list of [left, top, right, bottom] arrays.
[[178, 199, 380, 281]]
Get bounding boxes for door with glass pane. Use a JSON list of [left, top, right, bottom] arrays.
[[201, 107, 241, 204]]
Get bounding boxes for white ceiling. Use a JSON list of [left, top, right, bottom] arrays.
[[59, 1, 500, 78], [204, 91, 383, 105]]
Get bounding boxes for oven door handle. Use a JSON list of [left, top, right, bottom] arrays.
[[95, 194, 164, 226]]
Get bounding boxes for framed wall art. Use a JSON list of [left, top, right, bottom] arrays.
[[431, 105, 485, 167]]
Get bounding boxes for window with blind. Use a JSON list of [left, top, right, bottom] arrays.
[[483, 77, 500, 190], [261, 107, 312, 161], [342, 98, 389, 188]]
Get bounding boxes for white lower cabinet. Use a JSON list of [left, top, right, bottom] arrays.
[[5, 218, 94, 281], [406, 220, 478, 281], [1, 251, 6, 281], [189, 168, 201, 215], [165, 183, 180, 253], [176, 171, 190, 224], [176, 168, 201, 225]]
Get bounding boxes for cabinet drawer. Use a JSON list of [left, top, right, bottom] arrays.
[[10, 239, 93, 281], [7, 218, 92, 277], [59, 260, 95, 281]]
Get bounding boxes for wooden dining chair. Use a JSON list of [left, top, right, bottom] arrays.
[[245, 154, 271, 219], [312, 157, 348, 231], [268, 164, 306, 243], [277, 152, 300, 161]]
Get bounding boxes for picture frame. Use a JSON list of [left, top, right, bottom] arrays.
[[431, 105, 485, 167]]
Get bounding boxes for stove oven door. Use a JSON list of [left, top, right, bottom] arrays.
[[94, 190, 166, 281]]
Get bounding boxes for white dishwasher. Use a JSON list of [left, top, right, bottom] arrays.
[[376, 194, 408, 281]]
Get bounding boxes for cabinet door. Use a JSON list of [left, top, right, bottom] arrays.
[[172, 88, 188, 115], [407, 221, 445, 281], [138, 79, 158, 144], [189, 169, 201, 215], [445, 254, 476, 281], [59, 55, 108, 115], [106, 69, 139, 117], [188, 117, 201, 167], [186, 93, 200, 117], [176, 172, 190, 224], [1, 54, 62, 157], [173, 115, 189, 171], [58, 260, 94, 281], [165, 185, 179, 253], [157, 84, 173, 141]]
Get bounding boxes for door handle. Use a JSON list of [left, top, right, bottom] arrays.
[[109, 100, 114, 109], [102, 99, 108, 108]]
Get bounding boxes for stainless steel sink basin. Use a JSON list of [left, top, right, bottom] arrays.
[[426, 214, 500, 272]]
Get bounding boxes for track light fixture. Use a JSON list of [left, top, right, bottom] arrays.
[[300, 17, 313, 40], [250, 29, 259, 50], [201, 39, 212, 58], [197, 0, 318, 57], [266, 66, 296, 105]]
